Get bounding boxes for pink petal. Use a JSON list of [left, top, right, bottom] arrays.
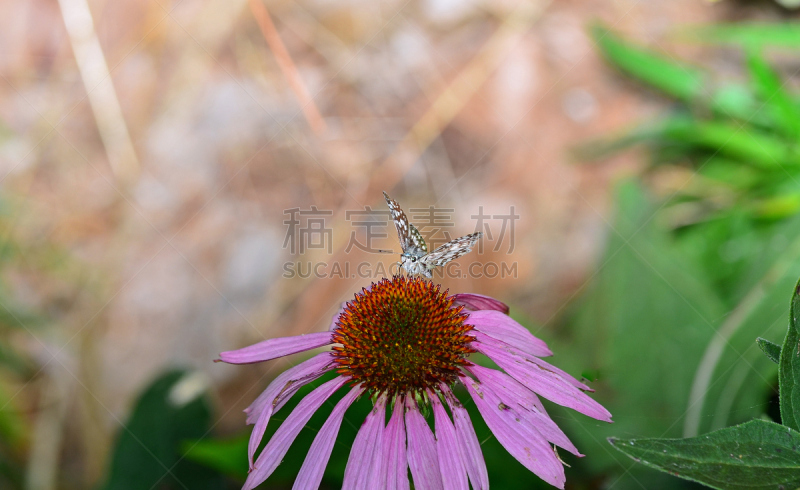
[[245, 352, 335, 423], [244, 353, 334, 468], [468, 365, 581, 456], [463, 378, 566, 489], [467, 311, 552, 357], [474, 341, 612, 423], [431, 396, 468, 490], [443, 390, 488, 490], [243, 377, 347, 490], [343, 395, 386, 490], [382, 397, 410, 490], [220, 331, 333, 364], [405, 396, 444, 490], [329, 302, 347, 331], [451, 293, 509, 314], [293, 386, 363, 490]]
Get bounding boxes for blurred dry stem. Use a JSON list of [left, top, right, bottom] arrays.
[[373, 0, 551, 197], [249, 0, 327, 135], [26, 369, 72, 490], [57, 0, 140, 183]]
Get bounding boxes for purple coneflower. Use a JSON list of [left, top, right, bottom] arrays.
[[219, 275, 611, 489]]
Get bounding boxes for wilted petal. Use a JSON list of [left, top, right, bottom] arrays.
[[406, 396, 444, 490], [451, 293, 509, 314], [220, 332, 333, 364], [343, 395, 386, 490], [467, 312, 552, 358], [463, 378, 566, 489], [468, 365, 580, 456], [474, 341, 612, 422], [244, 377, 347, 490], [244, 353, 334, 468], [382, 397, 410, 490], [444, 390, 488, 490], [294, 386, 363, 490], [431, 396, 468, 490]]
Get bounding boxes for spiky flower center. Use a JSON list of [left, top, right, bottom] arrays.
[[331, 275, 475, 396]]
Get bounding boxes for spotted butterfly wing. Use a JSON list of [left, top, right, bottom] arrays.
[[419, 232, 482, 268], [383, 191, 427, 256]]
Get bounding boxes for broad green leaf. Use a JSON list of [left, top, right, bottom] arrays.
[[779, 278, 800, 431], [609, 419, 800, 490], [747, 49, 800, 138], [677, 23, 800, 48], [591, 24, 705, 102], [101, 370, 224, 490], [757, 337, 782, 364]]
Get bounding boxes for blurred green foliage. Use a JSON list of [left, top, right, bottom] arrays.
[[547, 23, 800, 488], [101, 370, 224, 490], [607, 278, 800, 489], [0, 197, 54, 489]]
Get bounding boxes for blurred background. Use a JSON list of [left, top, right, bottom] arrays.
[[3, 0, 800, 488]]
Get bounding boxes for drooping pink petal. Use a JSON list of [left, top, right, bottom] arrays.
[[467, 311, 552, 357], [405, 396, 444, 490], [293, 386, 363, 490], [431, 396, 468, 490], [472, 332, 569, 385], [474, 341, 612, 423], [343, 395, 386, 490], [443, 390, 488, 490], [220, 331, 333, 364], [244, 353, 335, 468], [468, 365, 581, 456], [329, 302, 347, 331], [244, 377, 347, 490], [245, 352, 335, 424], [451, 293, 509, 314], [463, 378, 566, 489], [382, 397, 410, 490], [478, 335, 592, 392]]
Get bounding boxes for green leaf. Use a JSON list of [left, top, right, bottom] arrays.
[[608, 419, 800, 490], [746, 49, 800, 139], [779, 278, 800, 431], [677, 23, 800, 49], [101, 370, 224, 490], [591, 24, 705, 102], [753, 193, 800, 220], [758, 337, 782, 364], [658, 118, 795, 169], [182, 434, 248, 480]]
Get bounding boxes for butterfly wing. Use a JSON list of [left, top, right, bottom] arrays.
[[384, 191, 427, 255], [419, 232, 482, 268], [408, 222, 427, 254]]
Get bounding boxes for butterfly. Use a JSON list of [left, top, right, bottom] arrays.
[[383, 191, 482, 278]]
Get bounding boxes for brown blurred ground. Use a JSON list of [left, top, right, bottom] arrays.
[[0, 0, 790, 486]]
